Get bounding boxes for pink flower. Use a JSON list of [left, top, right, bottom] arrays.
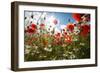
[[53, 19, 58, 25]]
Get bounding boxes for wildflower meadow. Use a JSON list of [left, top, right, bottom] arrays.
[[24, 11, 90, 61]]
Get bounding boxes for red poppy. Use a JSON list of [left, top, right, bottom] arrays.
[[40, 24, 45, 29], [54, 33, 61, 41], [65, 35, 72, 43], [53, 35, 62, 45], [63, 32, 67, 37], [64, 32, 67, 35], [25, 24, 37, 34], [31, 24, 37, 29], [80, 25, 90, 37], [27, 28, 35, 33], [67, 23, 74, 32], [72, 13, 81, 21], [56, 33, 60, 37]]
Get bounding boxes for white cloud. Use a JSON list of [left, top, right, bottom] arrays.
[[60, 25, 66, 29], [55, 27, 61, 34]]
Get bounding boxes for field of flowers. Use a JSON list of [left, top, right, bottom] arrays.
[[24, 11, 90, 61]]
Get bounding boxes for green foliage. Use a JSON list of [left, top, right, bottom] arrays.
[[24, 33, 90, 61]]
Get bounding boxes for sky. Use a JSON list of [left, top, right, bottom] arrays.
[[47, 12, 75, 25], [24, 11, 76, 30], [45, 12, 76, 30]]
